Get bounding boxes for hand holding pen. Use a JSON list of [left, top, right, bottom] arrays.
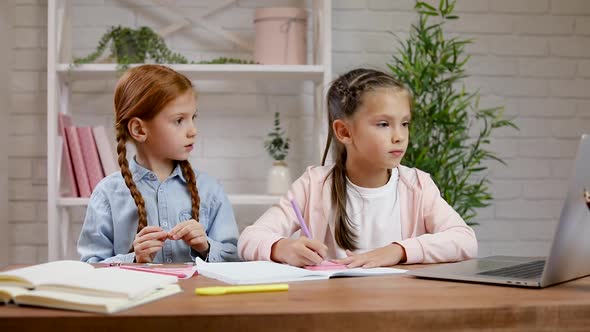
[[269, 199, 328, 267]]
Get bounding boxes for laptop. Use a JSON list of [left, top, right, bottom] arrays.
[[408, 134, 590, 288]]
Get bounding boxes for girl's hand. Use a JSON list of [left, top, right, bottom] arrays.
[[270, 237, 328, 267], [168, 219, 209, 256], [333, 243, 407, 268], [133, 226, 168, 263]]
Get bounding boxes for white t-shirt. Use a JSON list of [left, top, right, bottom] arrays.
[[334, 168, 402, 257]]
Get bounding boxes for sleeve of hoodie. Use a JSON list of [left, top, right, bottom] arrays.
[[396, 174, 478, 264], [237, 167, 313, 261]]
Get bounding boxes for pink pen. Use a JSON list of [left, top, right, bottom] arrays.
[[118, 265, 190, 278], [291, 199, 312, 238]]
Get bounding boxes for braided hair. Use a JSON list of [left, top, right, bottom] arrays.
[[321, 68, 411, 250], [113, 64, 200, 251]]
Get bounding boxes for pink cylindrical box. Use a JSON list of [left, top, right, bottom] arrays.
[[254, 7, 307, 65]]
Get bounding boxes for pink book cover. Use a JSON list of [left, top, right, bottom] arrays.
[[65, 126, 92, 197], [77, 126, 105, 191], [92, 126, 119, 176], [57, 113, 79, 197]]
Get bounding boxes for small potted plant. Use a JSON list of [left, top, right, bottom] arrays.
[[72, 25, 256, 72], [264, 112, 291, 194]]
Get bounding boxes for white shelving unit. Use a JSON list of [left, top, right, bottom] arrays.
[[47, 0, 332, 260], [56, 64, 327, 82]]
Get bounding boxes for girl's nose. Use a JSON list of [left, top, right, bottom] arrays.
[[392, 131, 403, 143], [188, 124, 197, 137]]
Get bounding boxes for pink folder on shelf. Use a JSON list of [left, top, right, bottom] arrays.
[[57, 113, 79, 197], [65, 126, 92, 198], [92, 126, 119, 176], [77, 126, 105, 191]]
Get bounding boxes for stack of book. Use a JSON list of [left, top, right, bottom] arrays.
[[58, 113, 119, 198]]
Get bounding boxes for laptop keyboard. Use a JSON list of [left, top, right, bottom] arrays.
[[477, 260, 546, 279]]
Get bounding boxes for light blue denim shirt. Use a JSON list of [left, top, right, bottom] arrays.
[[77, 157, 239, 263]]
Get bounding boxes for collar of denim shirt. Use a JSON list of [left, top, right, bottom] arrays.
[[129, 156, 187, 184]]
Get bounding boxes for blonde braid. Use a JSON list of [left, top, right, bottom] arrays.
[[116, 126, 148, 249], [179, 160, 200, 222]]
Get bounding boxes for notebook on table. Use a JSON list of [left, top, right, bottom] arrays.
[[408, 134, 590, 288], [0, 260, 181, 314], [195, 258, 406, 285]]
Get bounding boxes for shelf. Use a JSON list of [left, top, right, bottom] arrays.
[[57, 194, 280, 207], [47, 0, 331, 260], [57, 64, 326, 82], [57, 197, 90, 207]]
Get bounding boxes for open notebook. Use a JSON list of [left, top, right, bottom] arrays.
[[0, 260, 181, 314], [195, 258, 407, 285]]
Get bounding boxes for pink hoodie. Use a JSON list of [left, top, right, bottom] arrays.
[[238, 165, 478, 264]]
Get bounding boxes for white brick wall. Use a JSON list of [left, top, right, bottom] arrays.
[[5, 0, 590, 263], [1, 1, 13, 266]]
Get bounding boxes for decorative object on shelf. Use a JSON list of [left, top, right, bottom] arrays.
[[254, 7, 307, 65], [388, 0, 518, 224], [264, 112, 292, 194], [72, 26, 255, 71]]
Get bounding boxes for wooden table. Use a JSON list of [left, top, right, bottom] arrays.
[[2, 264, 590, 332]]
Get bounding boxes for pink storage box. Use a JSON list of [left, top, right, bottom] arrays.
[[254, 7, 307, 65]]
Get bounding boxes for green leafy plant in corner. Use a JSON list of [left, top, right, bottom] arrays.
[[264, 112, 290, 161], [72, 26, 255, 71], [388, 0, 518, 224]]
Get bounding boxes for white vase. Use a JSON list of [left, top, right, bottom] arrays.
[[267, 161, 292, 194]]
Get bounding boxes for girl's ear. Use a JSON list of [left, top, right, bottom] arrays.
[[128, 117, 147, 143], [332, 119, 352, 145]]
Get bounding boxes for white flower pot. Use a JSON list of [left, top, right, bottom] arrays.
[[267, 161, 292, 194]]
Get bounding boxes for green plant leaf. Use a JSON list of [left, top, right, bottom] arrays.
[[264, 112, 290, 161], [71, 26, 255, 72], [416, 2, 437, 12]]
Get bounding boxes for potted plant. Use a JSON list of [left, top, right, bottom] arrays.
[[388, 0, 518, 224], [264, 112, 291, 194], [72, 26, 254, 71]]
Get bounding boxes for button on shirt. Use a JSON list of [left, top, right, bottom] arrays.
[[77, 157, 239, 264]]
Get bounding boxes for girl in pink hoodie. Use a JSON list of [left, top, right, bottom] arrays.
[[239, 68, 478, 267]]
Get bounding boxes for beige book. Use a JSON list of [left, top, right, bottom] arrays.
[[0, 261, 181, 314], [0, 284, 181, 314], [92, 126, 119, 176]]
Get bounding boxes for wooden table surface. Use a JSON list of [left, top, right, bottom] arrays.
[[2, 264, 590, 331]]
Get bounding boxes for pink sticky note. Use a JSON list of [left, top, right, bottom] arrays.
[[304, 261, 347, 271]]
